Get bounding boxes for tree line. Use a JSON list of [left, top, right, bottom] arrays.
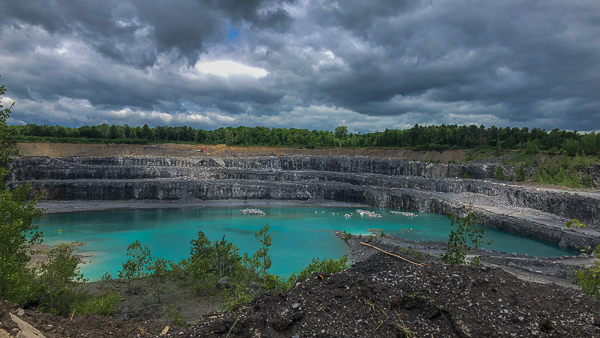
[[8, 123, 600, 156]]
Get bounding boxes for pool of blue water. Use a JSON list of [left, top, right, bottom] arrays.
[[37, 207, 578, 281]]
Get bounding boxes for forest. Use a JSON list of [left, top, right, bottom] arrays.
[[8, 123, 600, 156]]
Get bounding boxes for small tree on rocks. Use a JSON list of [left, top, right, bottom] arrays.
[[442, 205, 492, 265]]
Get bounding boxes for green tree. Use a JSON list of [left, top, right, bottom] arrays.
[[566, 219, 600, 299], [494, 167, 505, 181], [0, 79, 44, 304], [442, 205, 492, 265], [582, 174, 594, 188], [516, 165, 526, 182], [37, 244, 88, 316], [213, 236, 241, 279], [335, 125, 348, 147], [118, 240, 152, 292], [148, 257, 170, 304], [251, 224, 275, 284]]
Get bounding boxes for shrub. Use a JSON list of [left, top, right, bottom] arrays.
[[72, 291, 120, 316], [118, 240, 152, 292], [494, 167, 505, 181], [582, 174, 595, 188], [442, 205, 492, 265], [37, 244, 88, 316], [516, 165, 526, 182], [566, 219, 600, 300]]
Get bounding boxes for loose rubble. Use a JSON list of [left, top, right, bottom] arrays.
[[390, 210, 419, 217], [241, 208, 265, 216], [158, 243, 600, 338], [356, 209, 383, 218]]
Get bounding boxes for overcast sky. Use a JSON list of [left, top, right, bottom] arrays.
[[0, 0, 598, 133]]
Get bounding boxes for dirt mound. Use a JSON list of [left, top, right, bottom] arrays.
[[166, 251, 600, 337], [0, 298, 167, 338], [16, 142, 472, 161]]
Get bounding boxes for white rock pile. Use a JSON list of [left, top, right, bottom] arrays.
[[241, 208, 266, 216], [390, 211, 418, 217], [356, 209, 383, 218]]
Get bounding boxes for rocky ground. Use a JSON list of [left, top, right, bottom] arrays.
[[5, 233, 600, 337], [158, 237, 600, 337]]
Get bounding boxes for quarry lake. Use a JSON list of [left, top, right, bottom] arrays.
[[37, 207, 578, 281]]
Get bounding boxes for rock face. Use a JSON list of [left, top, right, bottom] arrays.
[[7, 155, 600, 248]]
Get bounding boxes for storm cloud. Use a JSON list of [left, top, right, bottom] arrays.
[[0, 0, 598, 132]]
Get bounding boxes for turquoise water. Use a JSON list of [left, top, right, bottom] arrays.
[[37, 207, 578, 281]]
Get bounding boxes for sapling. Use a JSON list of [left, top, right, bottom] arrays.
[[566, 219, 600, 299], [118, 240, 152, 292], [442, 205, 492, 265]]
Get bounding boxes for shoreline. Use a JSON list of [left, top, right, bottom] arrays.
[[38, 199, 368, 215]]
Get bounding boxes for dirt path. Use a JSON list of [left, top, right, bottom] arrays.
[[16, 142, 472, 160]]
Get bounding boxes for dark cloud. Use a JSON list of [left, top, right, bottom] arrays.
[[0, 0, 598, 131]]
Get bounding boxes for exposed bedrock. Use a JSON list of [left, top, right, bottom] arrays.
[[9, 156, 600, 226], [7, 155, 600, 248]]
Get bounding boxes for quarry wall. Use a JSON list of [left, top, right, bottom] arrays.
[[8, 155, 600, 249]]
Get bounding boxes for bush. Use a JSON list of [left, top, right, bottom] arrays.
[[118, 240, 152, 292], [566, 219, 600, 300], [516, 165, 526, 182], [37, 244, 88, 316], [71, 291, 120, 316], [285, 255, 350, 288], [442, 205, 492, 265], [494, 167, 505, 181], [582, 174, 595, 188]]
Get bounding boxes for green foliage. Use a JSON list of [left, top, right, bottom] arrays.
[[442, 206, 492, 265], [555, 167, 568, 185], [582, 174, 595, 188], [524, 140, 540, 155], [464, 152, 474, 162], [71, 291, 120, 316], [118, 240, 152, 292], [508, 174, 515, 181], [187, 231, 243, 295], [285, 255, 350, 288], [459, 172, 470, 179], [218, 282, 257, 311], [562, 155, 572, 169], [563, 139, 581, 157], [335, 125, 348, 147], [37, 244, 88, 316], [9, 122, 600, 157], [533, 168, 544, 183], [343, 228, 352, 241], [251, 224, 275, 284], [164, 304, 188, 326], [516, 165, 526, 182], [213, 236, 241, 279], [573, 153, 589, 167], [367, 234, 375, 242], [0, 79, 45, 304], [149, 257, 171, 304], [569, 170, 581, 188], [494, 167, 505, 181], [565, 219, 600, 300]]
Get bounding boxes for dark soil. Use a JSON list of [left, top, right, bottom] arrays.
[[84, 278, 221, 324], [162, 246, 600, 337], [5, 236, 600, 337], [0, 297, 167, 337]]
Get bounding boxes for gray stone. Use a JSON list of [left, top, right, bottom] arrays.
[[247, 282, 262, 295], [216, 276, 231, 290]]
